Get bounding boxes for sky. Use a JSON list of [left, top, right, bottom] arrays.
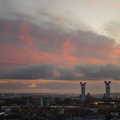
[[0, 0, 120, 94]]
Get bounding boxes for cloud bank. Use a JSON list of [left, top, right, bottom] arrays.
[[0, 19, 120, 69], [1, 63, 120, 80]]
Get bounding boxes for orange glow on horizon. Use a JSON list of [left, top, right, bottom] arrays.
[[1, 79, 119, 84]]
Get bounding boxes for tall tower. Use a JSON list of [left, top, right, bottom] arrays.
[[104, 81, 111, 98], [80, 82, 86, 101]]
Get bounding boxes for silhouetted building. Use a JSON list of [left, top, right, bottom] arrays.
[[40, 97, 51, 109], [80, 82, 86, 101], [22, 96, 33, 104], [104, 81, 111, 98], [86, 93, 94, 100]]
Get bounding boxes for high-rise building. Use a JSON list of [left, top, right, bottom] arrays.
[[40, 97, 51, 109], [21, 96, 33, 104], [80, 82, 86, 101], [104, 81, 111, 98]]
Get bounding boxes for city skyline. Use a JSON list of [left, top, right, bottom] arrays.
[[0, 0, 120, 94]]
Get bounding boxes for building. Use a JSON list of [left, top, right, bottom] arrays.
[[40, 97, 51, 109], [104, 81, 111, 99], [80, 82, 86, 102], [21, 96, 33, 104]]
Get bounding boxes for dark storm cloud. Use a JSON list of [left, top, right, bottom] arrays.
[[0, 64, 74, 80], [75, 63, 120, 80], [0, 63, 120, 80]]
